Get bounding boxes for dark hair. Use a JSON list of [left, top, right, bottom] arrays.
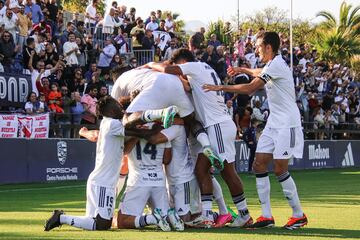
[[259, 32, 280, 54], [110, 65, 131, 80], [27, 91, 37, 101], [96, 96, 120, 117], [76, 21, 84, 27], [26, 37, 35, 45], [170, 48, 196, 63], [87, 85, 98, 92]]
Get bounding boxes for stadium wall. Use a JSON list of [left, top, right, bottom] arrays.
[[0, 139, 359, 184]]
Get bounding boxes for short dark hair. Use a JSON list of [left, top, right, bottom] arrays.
[[259, 32, 280, 54], [77, 21, 84, 27], [96, 96, 120, 117], [87, 85, 98, 92], [170, 48, 196, 63], [110, 65, 131, 80], [26, 37, 35, 45]]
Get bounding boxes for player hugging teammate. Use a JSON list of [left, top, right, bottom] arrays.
[[44, 31, 307, 232]]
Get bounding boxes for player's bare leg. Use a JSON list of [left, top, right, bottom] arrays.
[[274, 159, 307, 230]]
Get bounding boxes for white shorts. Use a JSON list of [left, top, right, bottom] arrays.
[[119, 185, 169, 216], [256, 126, 304, 159], [206, 120, 237, 163], [126, 75, 194, 118], [168, 178, 201, 216], [85, 183, 116, 220]]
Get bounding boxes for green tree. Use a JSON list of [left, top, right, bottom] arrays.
[[314, 1, 360, 66]]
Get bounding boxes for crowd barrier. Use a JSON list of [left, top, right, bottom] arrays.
[[0, 139, 359, 184]]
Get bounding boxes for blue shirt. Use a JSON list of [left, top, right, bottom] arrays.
[[71, 102, 84, 124], [24, 4, 44, 24]]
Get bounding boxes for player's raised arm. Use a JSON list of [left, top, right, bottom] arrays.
[[203, 77, 265, 95], [227, 66, 263, 77], [79, 127, 99, 142], [146, 62, 183, 75]]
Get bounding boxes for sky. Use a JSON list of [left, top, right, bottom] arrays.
[[107, 0, 358, 25]]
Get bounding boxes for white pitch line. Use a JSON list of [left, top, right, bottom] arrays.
[[0, 184, 85, 193]]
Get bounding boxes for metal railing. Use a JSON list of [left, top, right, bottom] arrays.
[[133, 49, 155, 65]]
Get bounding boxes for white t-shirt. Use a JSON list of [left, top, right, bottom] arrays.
[[63, 41, 80, 65], [152, 31, 171, 51], [258, 55, 301, 128], [25, 101, 44, 112], [127, 137, 171, 187], [165, 19, 175, 32], [88, 117, 125, 187], [299, 58, 309, 70], [31, 69, 51, 96], [146, 21, 159, 31], [85, 5, 96, 24], [162, 125, 195, 185], [111, 68, 168, 99], [178, 62, 231, 127]]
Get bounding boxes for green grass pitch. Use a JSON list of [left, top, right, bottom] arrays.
[[0, 168, 359, 240]]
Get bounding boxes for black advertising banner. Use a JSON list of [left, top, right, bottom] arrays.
[[0, 73, 32, 107]]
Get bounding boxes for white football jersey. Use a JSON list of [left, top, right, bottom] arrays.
[[111, 68, 158, 100], [258, 55, 301, 128], [178, 62, 231, 127], [127, 138, 171, 187], [162, 125, 196, 186], [88, 117, 125, 188]]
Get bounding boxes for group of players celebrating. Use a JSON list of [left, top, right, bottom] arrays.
[[44, 32, 308, 232]]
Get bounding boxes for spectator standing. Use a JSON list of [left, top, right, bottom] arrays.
[[0, 8, 18, 40], [97, 36, 117, 72], [243, 119, 258, 172], [103, 7, 116, 35], [80, 85, 97, 124], [0, 31, 18, 72], [85, 0, 98, 31], [71, 91, 84, 125], [130, 19, 145, 49], [207, 33, 221, 48], [46, 0, 58, 23], [163, 39, 177, 61], [24, 0, 43, 24], [63, 32, 80, 66], [57, 86, 75, 138], [16, 5, 32, 52], [164, 13, 175, 33], [145, 15, 158, 31]]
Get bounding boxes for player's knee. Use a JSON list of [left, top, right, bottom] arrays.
[[95, 214, 112, 230]]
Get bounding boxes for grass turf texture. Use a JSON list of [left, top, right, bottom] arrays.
[[0, 168, 359, 240]]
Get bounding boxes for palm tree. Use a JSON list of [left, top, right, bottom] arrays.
[[314, 1, 360, 66], [316, 1, 360, 36]]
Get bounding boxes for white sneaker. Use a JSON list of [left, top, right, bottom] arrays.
[[228, 215, 253, 228], [153, 208, 171, 232], [185, 215, 214, 228], [167, 208, 184, 231]]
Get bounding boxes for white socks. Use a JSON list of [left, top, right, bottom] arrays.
[[141, 109, 163, 122], [278, 172, 304, 218], [134, 215, 157, 228], [60, 215, 95, 230], [201, 194, 213, 220], [196, 132, 211, 148], [232, 193, 249, 219], [255, 172, 272, 218], [212, 177, 228, 215]]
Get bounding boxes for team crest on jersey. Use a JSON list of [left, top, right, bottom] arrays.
[[260, 73, 272, 82], [57, 141, 67, 165]]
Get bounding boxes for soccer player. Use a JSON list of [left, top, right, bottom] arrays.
[[147, 119, 200, 225], [203, 32, 308, 229], [146, 49, 253, 228], [117, 124, 182, 232], [111, 68, 223, 171], [44, 96, 158, 231]]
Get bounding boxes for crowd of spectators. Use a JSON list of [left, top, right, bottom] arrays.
[[0, 0, 358, 139]]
